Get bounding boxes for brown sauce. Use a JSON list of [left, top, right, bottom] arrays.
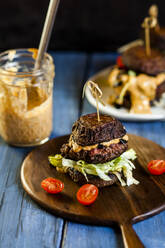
[[108, 68, 165, 114], [69, 134, 128, 152]]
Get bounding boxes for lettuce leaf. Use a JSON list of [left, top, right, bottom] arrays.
[[48, 149, 139, 186]]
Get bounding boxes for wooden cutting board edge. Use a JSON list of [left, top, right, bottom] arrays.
[[21, 159, 118, 227], [20, 133, 165, 227]]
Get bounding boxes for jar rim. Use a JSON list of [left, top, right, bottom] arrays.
[[0, 48, 54, 78]]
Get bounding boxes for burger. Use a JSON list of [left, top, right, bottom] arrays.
[[108, 45, 165, 114], [49, 113, 139, 187], [110, 4, 165, 114]]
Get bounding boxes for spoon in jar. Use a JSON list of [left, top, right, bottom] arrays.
[[34, 0, 60, 70]]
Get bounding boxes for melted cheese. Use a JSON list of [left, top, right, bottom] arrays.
[[69, 135, 128, 153]]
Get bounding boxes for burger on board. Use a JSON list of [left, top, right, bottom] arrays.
[[49, 113, 139, 187]]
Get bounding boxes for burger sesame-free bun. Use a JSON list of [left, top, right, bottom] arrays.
[[68, 168, 118, 188], [71, 113, 126, 146]]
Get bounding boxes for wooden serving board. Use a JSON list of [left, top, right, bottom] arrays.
[[21, 134, 165, 248]]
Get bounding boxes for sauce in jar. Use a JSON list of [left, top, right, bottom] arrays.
[[0, 49, 55, 146]]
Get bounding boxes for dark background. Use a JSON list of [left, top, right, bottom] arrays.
[[0, 0, 165, 52]]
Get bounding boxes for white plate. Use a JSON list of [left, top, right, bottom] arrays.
[[85, 66, 165, 121]]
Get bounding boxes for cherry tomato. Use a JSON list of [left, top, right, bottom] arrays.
[[116, 56, 125, 69], [77, 184, 98, 205], [41, 177, 64, 194], [147, 160, 165, 175]]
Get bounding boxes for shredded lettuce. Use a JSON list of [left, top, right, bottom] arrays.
[[128, 70, 136, 76], [48, 149, 139, 186]]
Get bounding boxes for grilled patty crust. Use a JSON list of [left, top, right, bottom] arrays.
[[71, 113, 126, 146], [122, 45, 165, 76], [67, 168, 118, 188], [61, 141, 128, 164]]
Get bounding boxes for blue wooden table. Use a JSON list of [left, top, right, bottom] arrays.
[[0, 52, 165, 248]]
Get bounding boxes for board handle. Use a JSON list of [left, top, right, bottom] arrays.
[[120, 223, 145, 248]]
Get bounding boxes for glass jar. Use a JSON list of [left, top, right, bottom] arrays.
[[0, 49, 55, 146]]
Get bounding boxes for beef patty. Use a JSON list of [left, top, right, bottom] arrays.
[[122, 45, 165, 76], [61, 141, 128, 164], [71, 113, 126, 146]]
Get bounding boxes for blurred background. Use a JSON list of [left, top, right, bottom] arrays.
[[0, 0, 164, 52]]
